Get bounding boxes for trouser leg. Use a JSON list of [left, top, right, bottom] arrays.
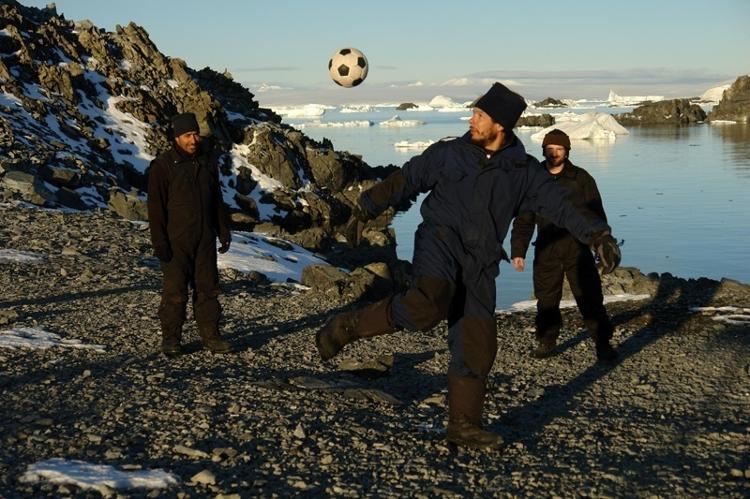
[[533, 253, 565, 342], [565, 249, 613, 344], [193, 236, 221, 328], [159, 247, 191, 345]]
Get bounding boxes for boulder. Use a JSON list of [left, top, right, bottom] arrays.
[[107, 188, 148, 220], [533, 97, 565, 108], [707, 75, 750, 123], [396, 102, 417, 110], [1, 169, 57, 205], [614, 99, 706, 125], [517, 114, 555, 127]]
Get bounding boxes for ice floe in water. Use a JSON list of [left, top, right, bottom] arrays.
[[531, 112, 629, 142], [379, 115, 425, 127]]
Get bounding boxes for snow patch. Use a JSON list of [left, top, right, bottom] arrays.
[[218, 231, 329, 283], [19, 458, 178, 491], [0, 327, 105, 351], [690, 306, 750, 325], [0, 249, 46, 264], [498, 294, 651, 314]]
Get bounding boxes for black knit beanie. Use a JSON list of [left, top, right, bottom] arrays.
[[542, 129, 571, 149], [171, 112, 200, 137], [474, 82, 527, 131]]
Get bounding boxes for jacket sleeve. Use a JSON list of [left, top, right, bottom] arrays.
[[510, 211, 536, 258], [582, 172, 607, 223], [147, 159, 170, 253], [212, 162, 231, 244], [520, 164, 610, 245], [359, 143, 443, 217]]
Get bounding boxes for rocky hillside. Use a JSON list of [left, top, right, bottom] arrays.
[[708, 75, 750, 123], [0, 0, 397, 256]]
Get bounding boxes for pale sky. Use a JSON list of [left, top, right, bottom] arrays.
[[22, 0, 750, 105]]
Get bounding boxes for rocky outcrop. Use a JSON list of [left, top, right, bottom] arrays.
[[707, 75, 750, 123], [517, 114, 555, 128], [614, 99, 706, 125], [0, 1, 396, 259], [533, 97, 565, 108], [396, 103, 417, 110]]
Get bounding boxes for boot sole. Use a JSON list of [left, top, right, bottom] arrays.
[[446, 436, 504, 450]]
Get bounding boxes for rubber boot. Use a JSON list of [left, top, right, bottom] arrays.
[[161, 326, 183, 358], [591, 325, 618, 363], [446, 374, 503, 450], [316, 298, 395, 361], [531, 329, 558, 359], [595, 340, 618, 363], [198, 323, 231, 354]]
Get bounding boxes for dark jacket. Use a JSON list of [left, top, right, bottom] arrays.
[[360, 133, 609, 270], [147, 145, 230, 256], [510, 159, 606, 258]]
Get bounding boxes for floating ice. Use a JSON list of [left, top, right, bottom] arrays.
[[394, 140, 435, 149], [19, 458, 178, 491], [340, 104, 373, 113], [379, 115, 425, 128], [272, 104, 330, 118], [531, 112, 629, 142], [294, 120, 372, 129]]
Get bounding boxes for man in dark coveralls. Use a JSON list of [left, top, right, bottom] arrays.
[[315, 83, 621, 449], [147, 112, 232, 357], [511, 129, 618, 362]]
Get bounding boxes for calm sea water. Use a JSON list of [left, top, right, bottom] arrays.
[[291, 108, 750, 308]]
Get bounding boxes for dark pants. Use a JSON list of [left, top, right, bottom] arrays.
[[390, 225, 498, 379], [533, 243, 612, 343], [159, 235, 220, 336]]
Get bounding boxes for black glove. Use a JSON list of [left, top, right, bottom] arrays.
[[155, 245, 172, 263], [218, 238, 231, 254], [343, 204, 368, 248], [591, 232, 621, 274]]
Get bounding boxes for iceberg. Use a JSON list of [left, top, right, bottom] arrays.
[[340, 104, 373, 113], [271, 104, 330, 118], [428, 95, 470, 112], [607, 90, 663, 106], [293, 120, 373, 128], [379, 115, 425, 127], [530, 112, 629, 142]]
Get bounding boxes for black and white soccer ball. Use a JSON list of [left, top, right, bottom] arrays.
[[328, 47, 368, 88]]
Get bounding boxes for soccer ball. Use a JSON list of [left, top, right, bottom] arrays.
[[328, 47, 368, 88]]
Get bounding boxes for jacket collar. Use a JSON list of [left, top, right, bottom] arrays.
[[460, 131, 528, 161], [547, 158, 577, 179]]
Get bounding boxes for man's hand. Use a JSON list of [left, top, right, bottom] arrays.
[[218, 238, 231, 254], [512, 257, 525, 272], [591, 232, 621, 274], [155, 245, 172, 263]]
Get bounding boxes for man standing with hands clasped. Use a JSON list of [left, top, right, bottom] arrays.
[[147, 112, 232, 357], [511, 129, 618, 363], [315, 83, 621, 450]]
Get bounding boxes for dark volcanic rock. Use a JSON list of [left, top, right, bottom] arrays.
[[708, 75, 750, 123], [396, 102, 417, 110], [533, 97, 566, 108], [614, 99, 707, 125], [517, 114, 555, 127]]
